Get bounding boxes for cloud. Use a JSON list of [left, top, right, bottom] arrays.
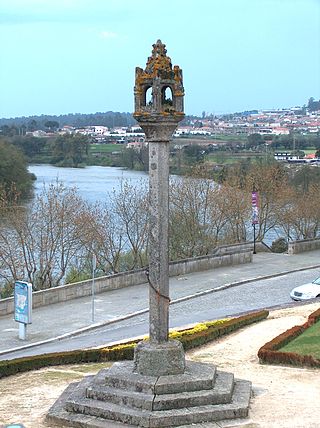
[[0, 0, 104, 25], [0, 0, 75, 25], [100, 30, 117, 39], [0, 0, 138, 25]]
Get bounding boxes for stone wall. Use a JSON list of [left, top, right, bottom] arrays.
[[211, 241, 270, 254], [169, 249, 251, 276], [0, 248, 252, 317], [288, 238, 320, 255]]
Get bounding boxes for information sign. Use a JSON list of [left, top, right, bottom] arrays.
[[14, 281, 32, 324]]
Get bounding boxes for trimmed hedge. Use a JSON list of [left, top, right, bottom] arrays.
[[0, 309, 269, 379], [258, 307, 320, 368], [174, 310, 269, 351]]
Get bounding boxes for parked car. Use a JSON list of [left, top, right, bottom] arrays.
[[290, 277, 320, 301]]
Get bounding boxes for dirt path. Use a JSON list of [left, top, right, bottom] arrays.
[[0, 303, 319, 428], [188, 302, 320, 428]]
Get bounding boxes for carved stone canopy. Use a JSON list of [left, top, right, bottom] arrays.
[[134, 40, 185, 120]]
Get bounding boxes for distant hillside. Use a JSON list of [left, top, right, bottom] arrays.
[[0, 111, 137, 129], [0, 111, 194, 131]]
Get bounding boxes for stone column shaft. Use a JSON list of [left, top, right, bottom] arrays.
[[148, 141, 170, 343]]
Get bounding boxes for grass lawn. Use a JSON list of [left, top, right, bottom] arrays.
[[279, 320, 320, 360], [89, 143, 124, 153], [303, 149, 316, 155], [213, 134, 248, 142], [207, 152, 265, 165], [207, 154, 237, 164]]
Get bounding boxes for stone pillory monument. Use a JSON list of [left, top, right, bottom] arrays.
[[48, 40, 252, 427]]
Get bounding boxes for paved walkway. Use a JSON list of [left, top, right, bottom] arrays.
[[1, 250, 320, 356]]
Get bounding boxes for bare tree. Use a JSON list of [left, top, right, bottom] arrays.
[[216, 184, 251, 244], [284, 184, 320, 239], [0, 182, 88, 290], [205, 186, 230, 246], [110, 179, 149, 269], [245, 163, 290, 241], [78, 202, 127, 275], [169, 176, 218, 259]]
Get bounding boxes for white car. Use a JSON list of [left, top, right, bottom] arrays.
[[290, 276, 320, 301]]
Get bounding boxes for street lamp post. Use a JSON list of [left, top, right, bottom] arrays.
[[252, 188, 259, 254], [91, 253, 96, 323]]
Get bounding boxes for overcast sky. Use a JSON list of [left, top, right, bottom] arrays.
[[0, 0, 319, 118]]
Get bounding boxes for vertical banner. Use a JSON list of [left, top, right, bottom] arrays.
[[14, 281, 32, 324], [251, 191, 259, 225]]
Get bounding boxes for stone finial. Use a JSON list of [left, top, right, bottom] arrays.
[[134, 40, 185, 119], [145, 40, 172, 76]]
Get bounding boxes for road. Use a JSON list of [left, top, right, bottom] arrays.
[[1, 267, 318, 361]]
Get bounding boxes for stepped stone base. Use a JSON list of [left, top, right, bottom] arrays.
[[133, 340, 186, 376], [47, 360, 251, 427]]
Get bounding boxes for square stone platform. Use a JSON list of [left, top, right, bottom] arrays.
[[47, 360, 251, 427]]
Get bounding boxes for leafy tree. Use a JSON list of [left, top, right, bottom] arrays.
[[121, 148, 135, 169], [183, 144, 205, 165], [44, 120, 59, 131], [0, 140, 34, 200], [50, 134, 89, 167], [307, 97, 320, 112], [313, 136, 320, 150], [10, 136, 47, 159], [121, 146, 149, 171], [27, 119, 38, 132], [276, 135, 293, 150], [0, 125, 10, 137], [0, 125, 18, 137], [247, 133, 264, 149]]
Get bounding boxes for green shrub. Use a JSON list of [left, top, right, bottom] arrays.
[[65, 266, 92, 284], [271, 237, 288, 253], [0, 310, 269, 379], [0, 282, 14, 299]]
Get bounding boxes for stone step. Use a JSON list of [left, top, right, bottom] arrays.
[[153, 371, 235, 410], [63, 378, 251, 427], [104, 360, 217, 395], [86, 371, 234, 411], [86, 383, 154, 411], [47, 382, 135, 428]]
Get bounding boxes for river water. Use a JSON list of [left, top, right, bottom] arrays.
[[28, 164, 279, 245], [28, 164, 147, 203]]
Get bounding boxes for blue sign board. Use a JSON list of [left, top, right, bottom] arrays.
[[4, 424, 26, 428], [14, 281, 32, 324]]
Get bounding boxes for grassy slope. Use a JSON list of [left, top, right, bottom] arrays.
[[279, 320, 320, 359]]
